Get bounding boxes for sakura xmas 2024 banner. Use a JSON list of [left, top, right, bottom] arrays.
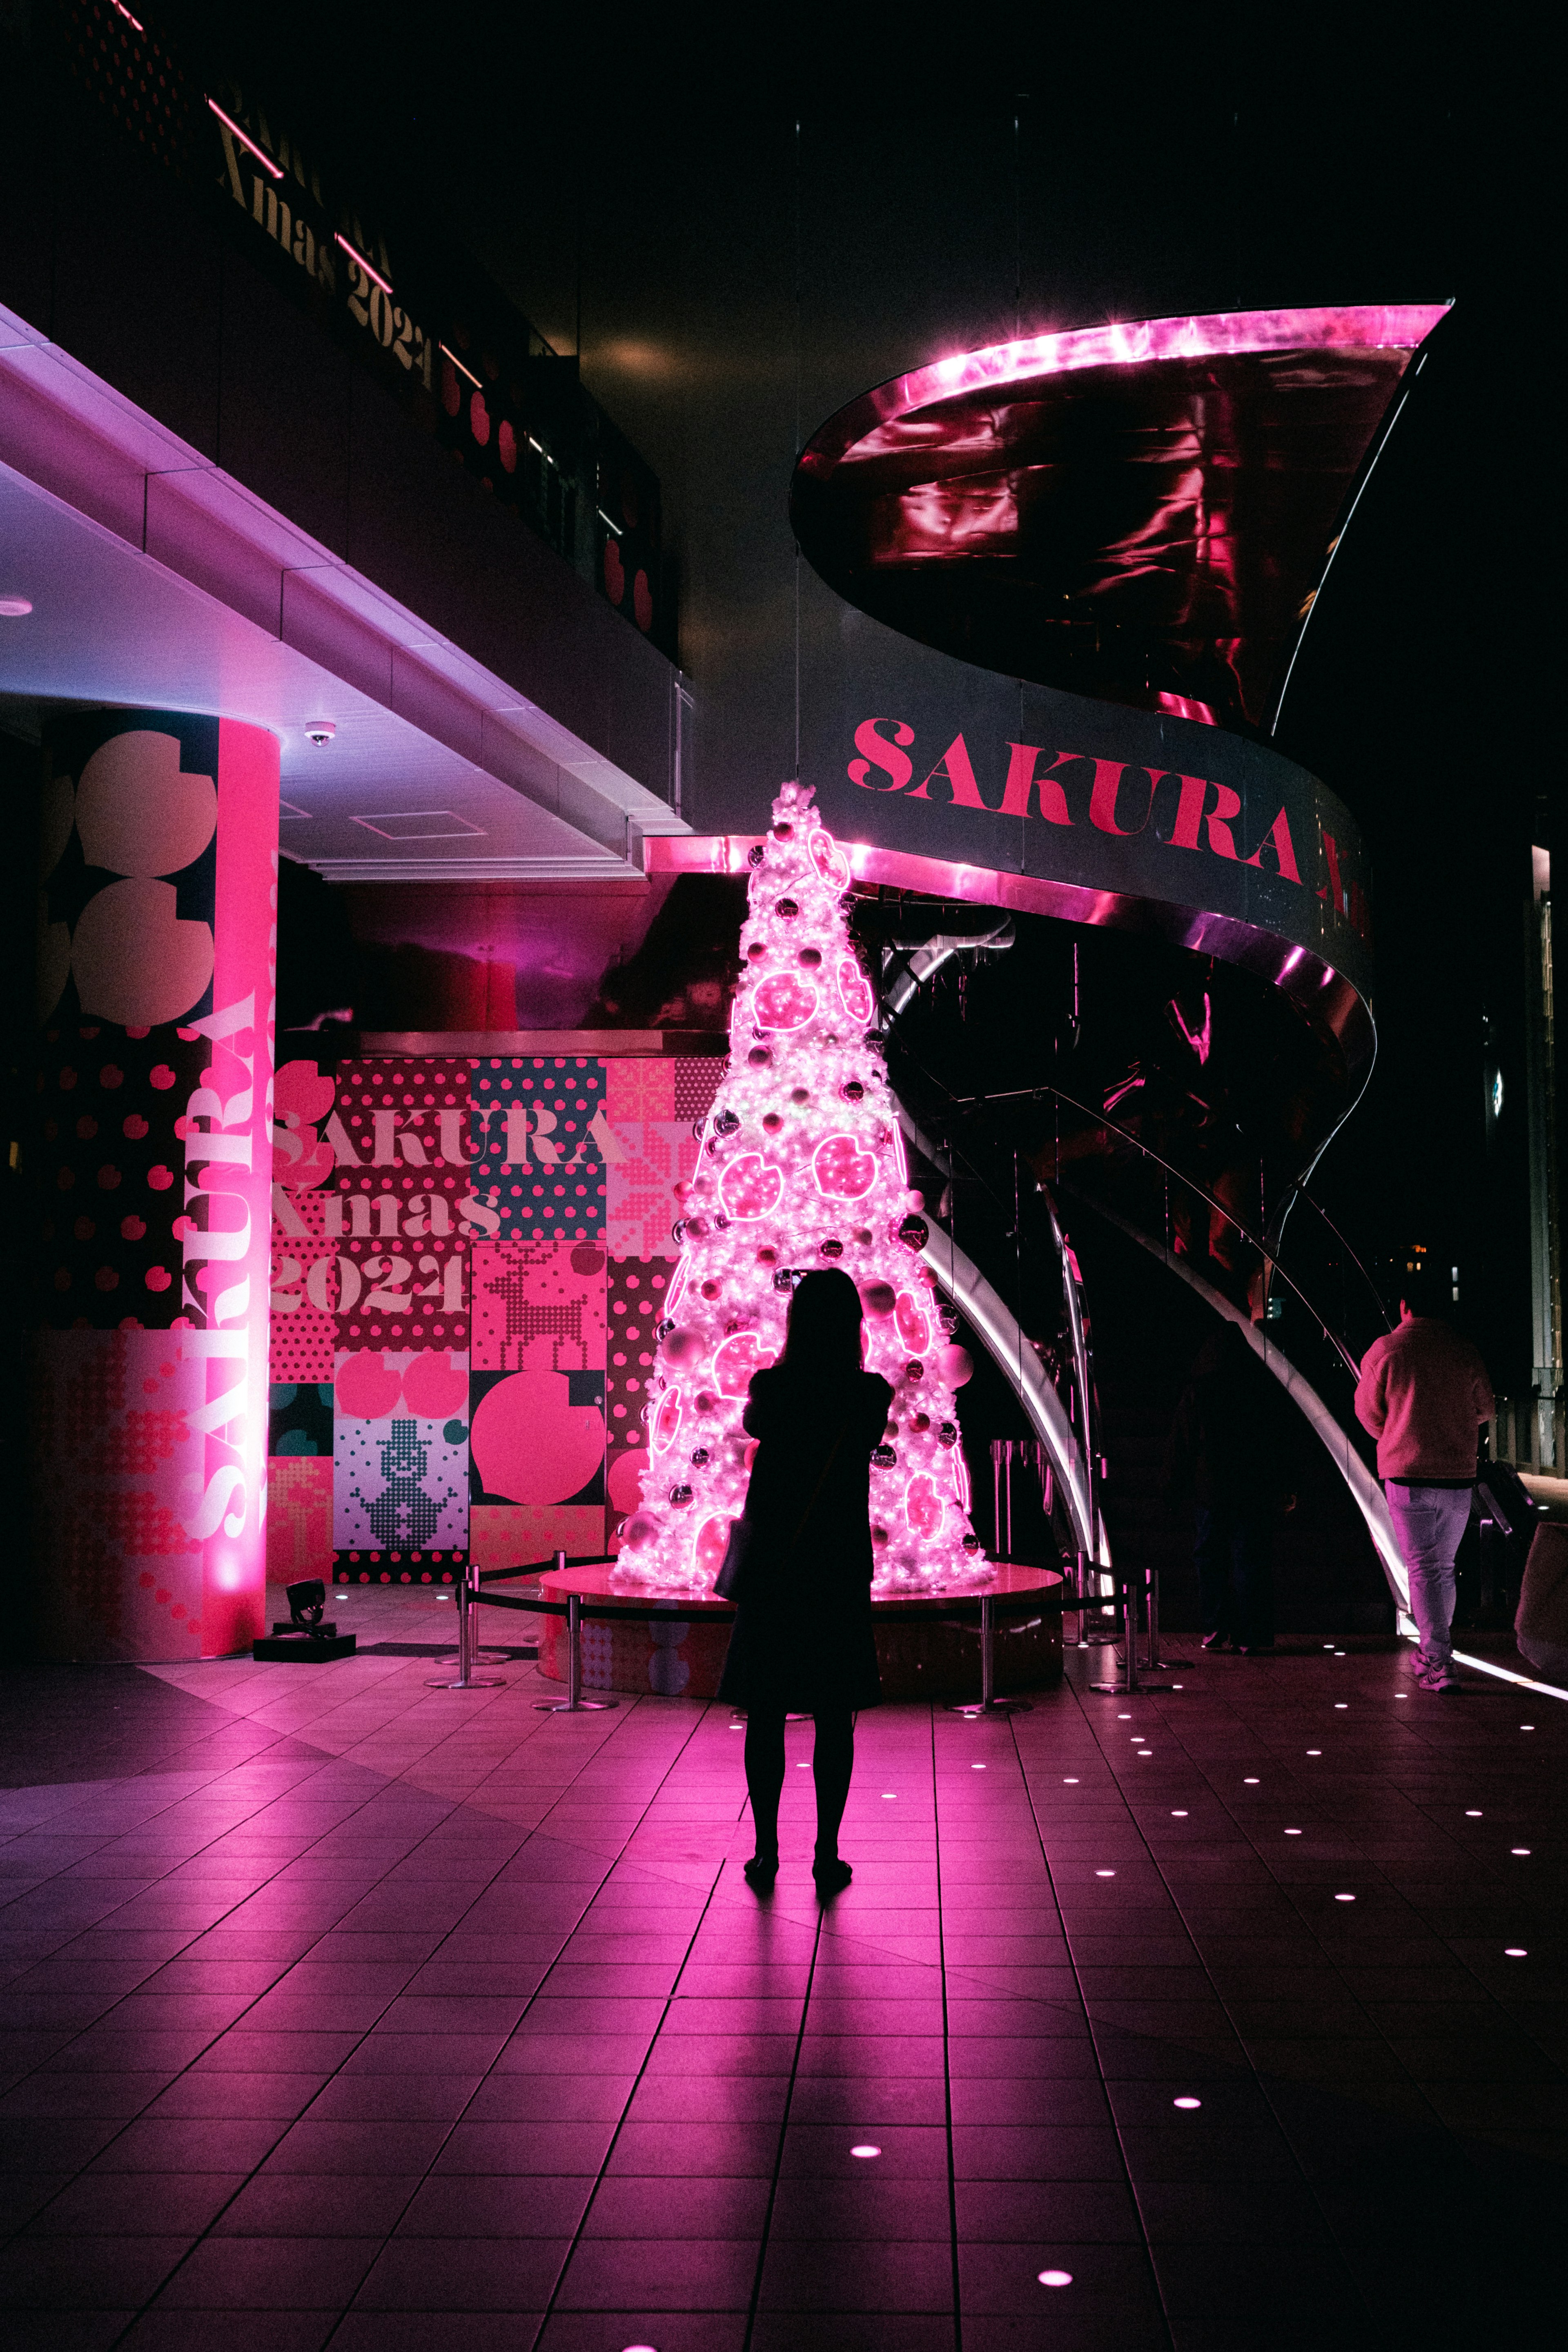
[[267, 1053, 722, 1586]]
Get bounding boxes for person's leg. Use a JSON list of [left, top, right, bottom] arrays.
[[1195, 1503, 1232, 1643], [743, 1707, 786, 1875], [1387, 1487, 1472, 1676], [812, 1708, 855, 1888]]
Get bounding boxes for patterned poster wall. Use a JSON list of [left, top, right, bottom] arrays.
[[267, 1054, 719, 1586]]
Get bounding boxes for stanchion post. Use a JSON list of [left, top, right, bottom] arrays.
[[427, 1562, 506, 1691], [537, 1550, 618, 1713], [1092, 1572, 1141, 1695], [948, 1590, 1032, 1717]]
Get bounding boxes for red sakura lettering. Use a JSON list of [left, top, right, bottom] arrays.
[[998, 744, 1074, 823], [1169, 775, 1242, 858], [906, 733, 991, 809], [848, 717, 915, 791], [1089, 761, 1155, 837], [1243, 808, 1303, 885]]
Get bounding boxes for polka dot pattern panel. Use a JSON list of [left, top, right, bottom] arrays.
[[605, 1256, 674, 1546], [470, 1058, 606, 1241], [38, 1020, 207, 1326], [269, 1188, 336, 1380]]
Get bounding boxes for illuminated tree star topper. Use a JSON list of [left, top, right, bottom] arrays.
[[614, 780, 988, 1593]]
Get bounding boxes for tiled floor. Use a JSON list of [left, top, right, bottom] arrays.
[[1, 1597, 1562, 2351]]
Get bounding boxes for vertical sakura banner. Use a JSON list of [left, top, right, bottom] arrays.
[[33, 711, 278, 1659]]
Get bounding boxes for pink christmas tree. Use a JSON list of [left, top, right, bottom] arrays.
[[615, 780, 989, 1594]]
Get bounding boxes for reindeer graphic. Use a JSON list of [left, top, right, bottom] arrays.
[[482, 1267, 588, 1369]]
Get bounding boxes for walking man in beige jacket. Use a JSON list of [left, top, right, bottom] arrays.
[[1354, 1302, 1494, 1691]]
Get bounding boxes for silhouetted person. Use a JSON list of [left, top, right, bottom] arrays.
[[1356, 1300, 1493, 1691], [1164, 1320, 1297, 1654], [718, 1269, 893, 1896]]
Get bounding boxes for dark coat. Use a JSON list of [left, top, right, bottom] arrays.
[[716, 1363, 893, 1713], [1163, 1323, 1299, 1508]]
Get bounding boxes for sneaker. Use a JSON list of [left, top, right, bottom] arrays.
[[1419, 1663, 1462, 1693]]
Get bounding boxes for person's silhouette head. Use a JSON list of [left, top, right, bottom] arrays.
[[781, 1267, 864, 1374]]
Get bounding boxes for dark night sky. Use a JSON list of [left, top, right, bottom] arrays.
[[180, 4, 1555, 1372]]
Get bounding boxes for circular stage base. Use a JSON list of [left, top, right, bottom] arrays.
[[534, 1561, 1063, 1703]]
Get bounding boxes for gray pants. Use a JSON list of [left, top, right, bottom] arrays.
[[1385, 1483, 1472, 1668]]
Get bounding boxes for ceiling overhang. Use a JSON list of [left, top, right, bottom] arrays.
[[0, 298, 690, 880]]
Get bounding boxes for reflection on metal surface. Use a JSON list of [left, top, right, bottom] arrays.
[[792, 304, 1449, 734], [1093, 1196, 1407, 1612], [648, 829, 1374, 1087], [918, 1213, 1106, 1570]]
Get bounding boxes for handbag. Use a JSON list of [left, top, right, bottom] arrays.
[[713, 1407, 859, 1601]]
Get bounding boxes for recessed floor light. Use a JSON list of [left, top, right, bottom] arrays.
[[1512, 1847, 1531, 1856], [882, 1793, 897, 1800], [1285, 1828, 1302, 1836], [1521, 1724, 1535, 1731], [1465, 1809, 1482, 1817], [1173, 2095, 1201, 2109], [1335, 1893, 1355, 1902], [1504, 1948, 1527, 1959], [1171, 1810, 1188, 1817], [1064, 1777, 1079, 1784], [1334, 1703, 1348, 1709], [1095, 1869, 1116, 1877], [1244, 1777, 1260, 1784], [1038, 2270, 1073, 2287], [973, 1763, 987, 1770], [1395, 1693, 1408, 1699], [1307, 1749, 1321, 1756], [1334, 1650, 1345, 1656], [851, 2143, 881, 2158], [1118, 1713, 1131, 1719]]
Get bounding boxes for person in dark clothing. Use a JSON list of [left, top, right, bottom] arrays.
[[717, 1269, 893, 1896], [1163, 1320, 1297, 1654]]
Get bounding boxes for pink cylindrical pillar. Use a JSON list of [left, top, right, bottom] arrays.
[[33, 710, 279, 1660]]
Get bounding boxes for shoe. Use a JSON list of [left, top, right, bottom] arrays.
[[1200, 1629, 1231, 1651], [742, 1853, 778, 1890], [812, 1855, 853, 1897], [1419, 1664, 1462, 1693]]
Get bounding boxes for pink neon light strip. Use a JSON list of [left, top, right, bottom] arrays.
[[440, 343, 481, 389], [335, 234, 393, 295], [802, 304, 1453, 475], [111, 1, 145, 28], [205, 98, 284, 182]]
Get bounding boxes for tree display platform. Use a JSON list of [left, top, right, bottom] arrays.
[[532, 1559, 1063, 1702]]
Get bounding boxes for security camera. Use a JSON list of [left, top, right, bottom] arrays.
[[305, 720, 337, 745]]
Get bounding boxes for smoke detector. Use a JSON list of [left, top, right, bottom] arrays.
[[305, 719, 337, 745]]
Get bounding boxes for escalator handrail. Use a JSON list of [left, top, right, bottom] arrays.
[[935, 1073, 1387, 1386]]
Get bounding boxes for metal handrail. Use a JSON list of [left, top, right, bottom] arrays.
[[924, 1071, 1383, 1387]]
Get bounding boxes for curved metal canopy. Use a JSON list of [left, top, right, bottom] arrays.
[[792, 304, 1450, 734]]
